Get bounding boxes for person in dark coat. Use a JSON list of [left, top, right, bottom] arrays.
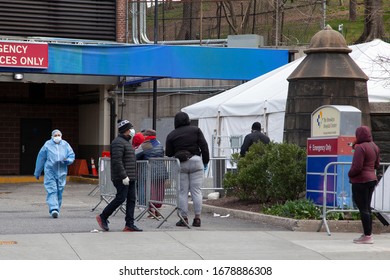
[[240, 121, 270, 157], [165, 112, 210, 227], [96, 119, 142, 232], [348, 125, 380, 244]]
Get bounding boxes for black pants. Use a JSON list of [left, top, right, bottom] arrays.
[[101, 180, 136, 227], [352, 181, 376, 236]]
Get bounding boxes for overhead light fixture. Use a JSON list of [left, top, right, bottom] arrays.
[[13, 73, 24, 80]]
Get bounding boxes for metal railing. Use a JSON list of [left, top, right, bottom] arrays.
[[319, 161, 390, 235], [92, 157, 182, 228]]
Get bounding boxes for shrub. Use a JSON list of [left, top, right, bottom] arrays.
[[223, 141, 306, 204], [263, 199, 321, 220]]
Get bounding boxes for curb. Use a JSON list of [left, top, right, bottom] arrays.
[[0, 176, 98, 185], [201, 203, 390, 234]]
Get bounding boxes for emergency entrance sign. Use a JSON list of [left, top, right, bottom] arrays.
[[0, 41, 48, 68], [311, 105, 361, 137]]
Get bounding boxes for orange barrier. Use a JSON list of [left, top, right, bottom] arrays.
[[91, 158, 98, 176], [68, 159, 89, 176]]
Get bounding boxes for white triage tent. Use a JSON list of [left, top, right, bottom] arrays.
[[182, 39, 390, 196], [182, 39, 390, 158]]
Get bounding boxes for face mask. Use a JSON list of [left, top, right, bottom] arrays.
[[130, 129, 135, 138], [53, 136, 61, 143]]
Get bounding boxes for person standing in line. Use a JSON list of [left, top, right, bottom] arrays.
[[132, 132, 145, 149], [348, 125, 380, 244], [132, 131, 146, 208], [135, 129, 166, 218], [96, 119, 143, 232], [34, 129, 75, 218], [165, 112, 210, 227], [240, 121, 270, 157]]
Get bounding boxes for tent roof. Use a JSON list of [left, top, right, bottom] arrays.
[[183, 39, 390, 119]]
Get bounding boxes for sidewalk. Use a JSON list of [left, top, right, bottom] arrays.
[[1, 178, 390, 260]]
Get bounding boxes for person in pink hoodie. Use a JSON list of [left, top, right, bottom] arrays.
[[348, 125, 380, 244]]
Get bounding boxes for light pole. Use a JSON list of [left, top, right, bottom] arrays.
[[152, 0, 158, 130]]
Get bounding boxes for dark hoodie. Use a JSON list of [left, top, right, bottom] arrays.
[[165, 112, 210, 165], [348, 126, 380, 184]]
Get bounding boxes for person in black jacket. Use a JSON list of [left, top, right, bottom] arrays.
[[165, 112, 210, 227], [240, 122, 270, 157], [96, 119, 142, 232]]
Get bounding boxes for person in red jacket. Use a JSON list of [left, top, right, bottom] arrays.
[[348, 125, 380, 244]]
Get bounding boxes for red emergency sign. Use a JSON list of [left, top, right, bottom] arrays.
[[0, 42, 48, 68]]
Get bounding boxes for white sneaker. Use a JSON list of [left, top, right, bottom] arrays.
[[353, 234, 373, 244], [51, 210, 59, 218]]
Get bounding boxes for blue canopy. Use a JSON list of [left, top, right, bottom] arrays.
[[0, 43, 290, 81]]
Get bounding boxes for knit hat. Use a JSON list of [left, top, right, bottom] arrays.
[[132, 132, 145, 148], [251, 122, 261, 131], [117, 119, 133, 134]]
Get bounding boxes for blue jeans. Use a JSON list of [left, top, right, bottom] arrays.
[[101, 179, 136, 227]]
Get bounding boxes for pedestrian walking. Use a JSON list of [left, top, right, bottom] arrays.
[[96, 119, 143, 232], [34, 129, 75, 218]]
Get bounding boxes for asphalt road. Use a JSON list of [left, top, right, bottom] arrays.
[[0, 182, 288, 235]]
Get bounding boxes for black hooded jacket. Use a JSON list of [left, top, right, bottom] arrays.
[[165, 112, 210, 165]]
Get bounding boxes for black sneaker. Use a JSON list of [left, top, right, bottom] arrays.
[[123, 225, 143, 232], [176, 217, 189, 227], [96, 215, 109, 231], [192, 218, 201, 227]]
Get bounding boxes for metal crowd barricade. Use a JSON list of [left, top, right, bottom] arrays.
[[91, 157, 181, 228], [91, 157, 125, 214], [136, 157, 182, 228], [135, 160, 149, 214], [319, 161, 390, 236]]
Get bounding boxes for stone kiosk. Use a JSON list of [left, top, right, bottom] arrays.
[[306, 105, 361, 208]]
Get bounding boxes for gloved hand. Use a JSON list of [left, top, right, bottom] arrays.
[[122, 177, 130, 186], [204, 164, 208, 172]]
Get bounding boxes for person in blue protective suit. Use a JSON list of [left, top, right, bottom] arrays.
[[34, 129, 75, 218]]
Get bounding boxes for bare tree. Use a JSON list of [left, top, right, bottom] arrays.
[[356, 0, 385, 43], [349, 0, 357, 21], [221, 0, 253, 35], [177, 1, 201, 40]]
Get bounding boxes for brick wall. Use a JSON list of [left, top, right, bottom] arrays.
[[116, 0, 127, 43]]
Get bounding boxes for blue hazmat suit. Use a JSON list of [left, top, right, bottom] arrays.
[[34, 130, 75, 214]]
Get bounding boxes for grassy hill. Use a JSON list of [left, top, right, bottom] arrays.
[[144, 0, 389, 46]]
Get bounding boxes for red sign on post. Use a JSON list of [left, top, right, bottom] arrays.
[[0, 42, 48, 68], [307, 136, 355, 156]]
